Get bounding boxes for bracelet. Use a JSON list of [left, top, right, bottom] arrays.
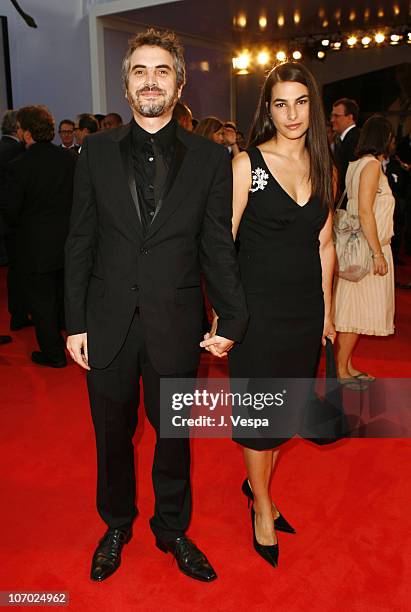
[[372, 252, 384, 259]]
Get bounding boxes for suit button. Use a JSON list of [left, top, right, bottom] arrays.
[[140, 247, 149, 255], [131, 285, 138, 291]]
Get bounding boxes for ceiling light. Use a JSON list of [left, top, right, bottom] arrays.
[[293, 11, 301, 24], [364, 8, 370, 21], [390, 34, 401, 44], [322, 20, 329, 27], [292, 50, 302, 60], [361, 36, 371, 46], [277, 14, 285, 27], [374, 32, 385, 44], [276, 50, 287, 62], [349, 11, 356, 21], [347, 36, 357, 47], [377, 8, 384, 18], [332, 41, 342, 50], [237, 13, 247, 28], [259, 15, 267, 29], [321, 39, 330, 46], [257, 51, 270, 66], [393, 5, 400, 16], [232, 52, 250, 71], [317, 50, 326, 60]]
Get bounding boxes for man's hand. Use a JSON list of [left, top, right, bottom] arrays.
[[200, 333, 234, 358], [66, 332, 90, 370]]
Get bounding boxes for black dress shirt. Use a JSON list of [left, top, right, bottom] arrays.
[[131, 118, 176, 231]]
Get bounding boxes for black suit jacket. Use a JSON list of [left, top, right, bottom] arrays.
[[0, 136, 25, 237], [335, 126, 360, 194], [0, 135, 25, 166], [65, 122, 248, 374], [3, 142, 76, 273]]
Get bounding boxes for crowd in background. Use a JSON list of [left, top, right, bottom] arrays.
[[0, 95, 410, 364]]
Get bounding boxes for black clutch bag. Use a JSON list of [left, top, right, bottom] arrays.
[[300, 338, 349, 445]]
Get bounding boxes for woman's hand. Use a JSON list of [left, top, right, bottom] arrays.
[[209, 314, 218, 337], [373, 253, 388, 276], [322, 317, 336, 346]]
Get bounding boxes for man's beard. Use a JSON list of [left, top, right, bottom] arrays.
[[128, 85, 178, 118]]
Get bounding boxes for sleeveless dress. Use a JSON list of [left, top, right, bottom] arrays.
[[228, 147, 329, 450], [333, 156, 395, 336]]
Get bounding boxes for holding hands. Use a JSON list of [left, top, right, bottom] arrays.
[[200, 314, 234, 357]]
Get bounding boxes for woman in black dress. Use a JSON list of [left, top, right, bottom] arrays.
[[228, 62, 335, 567]]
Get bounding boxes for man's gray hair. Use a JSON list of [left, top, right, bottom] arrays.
[[122, 28, 186, 92], [1, 110, 18, 135]]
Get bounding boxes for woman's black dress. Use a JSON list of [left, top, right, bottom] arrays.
[[228, 147, 328, 450]]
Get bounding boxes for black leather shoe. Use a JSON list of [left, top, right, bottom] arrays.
[[156, 536, 217, 582], [10, 317, 33, 331], [90, 527, 132, 582], [242, 479, 296, 534], [31, 351, 67, 368], [251, 506, 279, 568]]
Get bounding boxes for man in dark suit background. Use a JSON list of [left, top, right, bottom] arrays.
[[74, 114, 99, 152], [0, 110, 25, 165], [65, 29, 248, 583], [0, 110, 31, 334], [383, 136, 410, 264], [3, 106, 76, 367], [58, 119, 79, 153], [330, 98, 360, 197]]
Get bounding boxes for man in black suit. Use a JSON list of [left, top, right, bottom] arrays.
[[74, 114, 99, 152], [4, 105, 76, 366], [330, 98, 360, 197], [383, 137, 411, 263], [65, 29, 248, 584], [0, 110, 31, 333], [0, 111, 25, 166], [58, 119, 79, 153]]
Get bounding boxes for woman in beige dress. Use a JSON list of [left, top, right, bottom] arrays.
[[333, 116, 395, 383]]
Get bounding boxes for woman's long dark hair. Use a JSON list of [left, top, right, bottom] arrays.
[[356, 115, 392, 159], [248, 62, 333, 209]]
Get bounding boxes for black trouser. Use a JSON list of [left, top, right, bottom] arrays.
[[87, 310, 195, 541], [5, 234, 29, 323], [24, 268, 65, 358]]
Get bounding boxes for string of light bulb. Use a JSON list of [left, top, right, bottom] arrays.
[[232, 25, 411, 73]]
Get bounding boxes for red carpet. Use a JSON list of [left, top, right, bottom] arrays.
[[1, 264, 411, 611]]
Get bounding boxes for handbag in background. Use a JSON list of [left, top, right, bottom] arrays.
[[300, 339, 349, 445], [333, 164, 372, 282]]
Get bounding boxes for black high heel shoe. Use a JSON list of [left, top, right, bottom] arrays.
[[242, 479, 296, 534], [251, 506, 279, 568]]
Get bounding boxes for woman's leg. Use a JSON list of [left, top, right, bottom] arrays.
[[336, 332, 359, 378], [271, 449, 280, 519], [244, 447, 276, 545]]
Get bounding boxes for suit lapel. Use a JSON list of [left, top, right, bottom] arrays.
[[151, 138, 187, 223], [115, 123, 143, 239]]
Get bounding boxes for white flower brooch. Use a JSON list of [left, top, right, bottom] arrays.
[[250, 167, 269, 193]]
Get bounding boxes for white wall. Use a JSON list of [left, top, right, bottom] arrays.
[[0, 0, 92, 124], [103, 27, 131, 120]]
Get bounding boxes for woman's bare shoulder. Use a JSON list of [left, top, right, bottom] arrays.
[[233, 150, 251, 172]]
